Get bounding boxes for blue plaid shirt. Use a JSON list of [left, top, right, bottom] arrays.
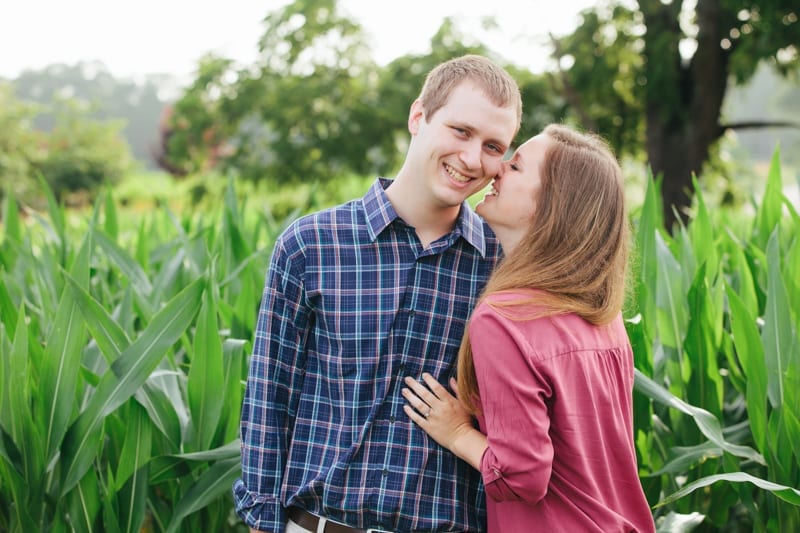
[[234, 178, 500, 532]]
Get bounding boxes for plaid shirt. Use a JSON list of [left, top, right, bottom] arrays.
[[234, 179, 500, 532]]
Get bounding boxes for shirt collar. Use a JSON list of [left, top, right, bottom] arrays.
[[361, 178, 489, 257]]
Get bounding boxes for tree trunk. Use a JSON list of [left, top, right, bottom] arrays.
[[640, 0, 729, 231]]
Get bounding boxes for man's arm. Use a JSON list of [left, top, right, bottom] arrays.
[[235, 235, 311, 532]]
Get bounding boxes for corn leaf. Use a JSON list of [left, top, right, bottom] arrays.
[[684, 265, 723, 416], [164, 456, 241, 533], [93, 228, 154, 301], [188, 290, 225, 451], [755, 148, 783, 248], [38, 232, 90, 467], [654, 472, 800, 508], [60, 277, 205, 494], [655, 231, 687, 350], [116, 402, 151, 533], [726, 287, 769, 454], [634, 369, 764, 464], [763, 230, 794, 408]]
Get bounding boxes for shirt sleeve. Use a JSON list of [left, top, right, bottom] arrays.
[[234, 232, 311, 533], [470, 304, 553, 505]]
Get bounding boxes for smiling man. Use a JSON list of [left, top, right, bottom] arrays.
[[234, 54, 522, 533]]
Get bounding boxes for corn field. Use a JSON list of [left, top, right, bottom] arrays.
[[1, 152, 799, 532]]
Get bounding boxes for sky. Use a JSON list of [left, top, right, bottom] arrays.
[[0, 0, 601, 82]]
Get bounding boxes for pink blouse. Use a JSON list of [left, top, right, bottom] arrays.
[[470, 291, 655, 532]]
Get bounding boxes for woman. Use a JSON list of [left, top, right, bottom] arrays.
[[403, 124, 655, 532]]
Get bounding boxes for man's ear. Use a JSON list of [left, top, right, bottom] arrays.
[[408, 99, 424, 134]]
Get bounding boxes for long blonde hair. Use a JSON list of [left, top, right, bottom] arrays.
[[458, 124, 631, 412]]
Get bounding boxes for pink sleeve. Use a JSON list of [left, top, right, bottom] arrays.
[[470, 305, 553, 504]]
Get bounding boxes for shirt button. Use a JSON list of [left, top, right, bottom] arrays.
[[407, 309, 415, 316], [389, 416, 396, 423], [382, 469, 390, 477]]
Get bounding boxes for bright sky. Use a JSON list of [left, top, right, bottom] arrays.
[[0, 0, 601, 82]]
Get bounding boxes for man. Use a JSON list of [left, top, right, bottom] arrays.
[[234, 54, 522, 533]]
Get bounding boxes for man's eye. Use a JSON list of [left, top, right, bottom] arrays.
[[486, 144, 503, 154]]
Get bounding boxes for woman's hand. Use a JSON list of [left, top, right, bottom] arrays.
[[402, 373, 487, 468]]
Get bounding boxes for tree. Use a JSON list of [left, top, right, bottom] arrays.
[[0, 83, 44, 202], [11, 62, 169, 169], [552, 1, 799, 230]]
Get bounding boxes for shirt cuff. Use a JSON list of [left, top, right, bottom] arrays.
[[232, 478, 286, 532]]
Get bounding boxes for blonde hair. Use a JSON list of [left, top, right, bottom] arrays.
[[419, 54, 522, 133], [458, 124, 631, 412]]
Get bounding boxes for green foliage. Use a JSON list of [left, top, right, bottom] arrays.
[[34, 100, 132, 201], [11, 62, 167, 169], [159, 0, 563, 185], [0, 84, 132, 205], [0, 83, 45, 201], [0, 177, 286, 532], [630, 148, 800, 531], [553, 1, 800, 228]]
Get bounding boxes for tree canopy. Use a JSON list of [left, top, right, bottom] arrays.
[[553, 0, 799, 228]]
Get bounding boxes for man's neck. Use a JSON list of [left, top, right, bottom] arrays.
[[385, 181, 461, 248]]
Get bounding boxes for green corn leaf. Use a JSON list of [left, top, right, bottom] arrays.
[[103, 187, 119, 240], [647, 440, 722, 477], [0, 278, 17, 333], [93, 228, 154, 298], [188, 289, 225, 451], [150, 248, 188, 302], [634, 369, 764, 465], [684, 266, 723, 417], [113, 402, 152, 492], [9, 304, 45, 498], [36, 173, 66, 252], [64, 273, 131, 360], [755, 147, 783, 247], [67, 468, 102, 533], [784, 236, 800, 318], [221, 338, 248, 442], [149, 439, 240, 484], [655, 231, 688, 350], [763, 230, 794, 409], [64, 273, 182, 445], [38, 232, 90, 467], [115, 403, 151, 533], [164, 456, 241, 533], [726, 287, 769, 454], [654, 472, 800, 508], [60, 277, 205, 494], [634, 171, 661, 343], [687, 176, 717, 279], [2, 188, 21, 244], [726, 236, 759, 319]]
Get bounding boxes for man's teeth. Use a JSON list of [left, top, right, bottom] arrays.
[[445, 165, 470, 183]]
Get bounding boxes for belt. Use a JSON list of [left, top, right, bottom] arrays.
[[287, 506, 367, 533]]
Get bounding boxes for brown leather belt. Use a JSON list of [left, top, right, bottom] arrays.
[[287, 506, 367, 533]]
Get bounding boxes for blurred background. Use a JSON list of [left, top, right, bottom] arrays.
[[1, 0, 797, 226]]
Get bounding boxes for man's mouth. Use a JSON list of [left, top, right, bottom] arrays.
[[445, 163, 471, 183]]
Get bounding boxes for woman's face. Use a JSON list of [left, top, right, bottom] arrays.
[[476, 133, 551, 236]]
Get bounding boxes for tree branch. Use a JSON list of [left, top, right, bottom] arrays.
[[721, 120, 800, 131]]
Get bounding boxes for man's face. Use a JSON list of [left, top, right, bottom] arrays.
[[408, 81, 518, 209]]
